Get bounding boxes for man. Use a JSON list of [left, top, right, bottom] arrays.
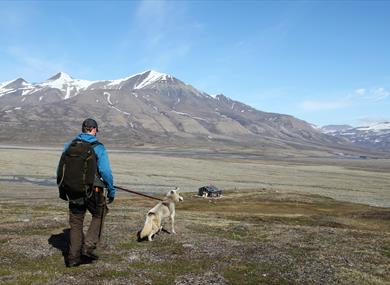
[[60, 118, 115, 267]]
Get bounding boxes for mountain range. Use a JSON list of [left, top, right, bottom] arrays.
[[0, 70, 383, 157], [321, 122, 390, 151]]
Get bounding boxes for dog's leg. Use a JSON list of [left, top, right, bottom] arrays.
[[170, 214, 176, 234], [149, 225, 158, 241], [161, 228, 170, 234]]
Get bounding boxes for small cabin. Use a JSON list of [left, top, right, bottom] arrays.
[[198, 185, 222, 197]]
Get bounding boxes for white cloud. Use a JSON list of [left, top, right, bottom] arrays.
[[354, 87, 389, 101], [355, 88, 366, 96], [372, 88, 389, 101]]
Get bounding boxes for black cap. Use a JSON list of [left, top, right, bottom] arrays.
[[82, 118, 98, 132]]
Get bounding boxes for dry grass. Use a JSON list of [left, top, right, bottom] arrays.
[[0, 148, 389, 284], [0, 147, 389, 207], [1, 188, 389, 284]]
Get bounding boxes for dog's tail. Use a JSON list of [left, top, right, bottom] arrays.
[[137, 212, 155, 242]]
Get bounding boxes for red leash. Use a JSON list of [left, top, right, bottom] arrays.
[[115, 185, 163, 201]]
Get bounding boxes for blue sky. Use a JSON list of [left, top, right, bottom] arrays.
[[0, 0, 389, 127]]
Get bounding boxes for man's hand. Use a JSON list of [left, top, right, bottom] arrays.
[[107, 196, 114, 204]]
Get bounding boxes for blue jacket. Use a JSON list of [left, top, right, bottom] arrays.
[[64, 133, 115, 198]]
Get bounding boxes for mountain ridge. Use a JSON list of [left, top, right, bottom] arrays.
[[321, 122, 390, 151], [0, 70, 382, 157]]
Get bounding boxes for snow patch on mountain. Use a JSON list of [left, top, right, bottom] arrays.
[[22, 89, 33, 96], [356, 122, 390, 132], [106, 74, 138, 88], [320, 124, 353, 134], [104, 92, 113, 105], [0, 89, 14, 97], [1, 69, 183, 100], [40, 72, 95, 97], [134, 70, 172, 89], [104, 70, 173, 90], [171, 110, 209, 122], [0, 78, 32, 97], [0, 79, 13, 89], [0, 72, 96, 99]]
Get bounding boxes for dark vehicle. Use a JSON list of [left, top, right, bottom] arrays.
[[198, 185, 222, 197]]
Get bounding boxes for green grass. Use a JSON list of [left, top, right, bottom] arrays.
[[130, 258, 214, 284], [0, 252, 68, 285], [97, 269, 132, 278], [337, 267, 390, 285], [380, 245, 390, 258], [117, 240, 140, 250], [186, 223, 261, 241], [222, 262, 294, 285]]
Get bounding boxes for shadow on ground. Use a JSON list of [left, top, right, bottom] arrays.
[[48, 228, 69, 265]]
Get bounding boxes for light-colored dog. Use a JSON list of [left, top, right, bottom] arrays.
[[137, 188, 183, 241]]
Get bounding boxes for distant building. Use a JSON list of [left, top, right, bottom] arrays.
[[198, 185, 222, 197]]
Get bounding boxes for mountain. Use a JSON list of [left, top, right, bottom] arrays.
[[320, 125, 353, 134], [321, 122, 390, 151], [0, 70, 376, 156]]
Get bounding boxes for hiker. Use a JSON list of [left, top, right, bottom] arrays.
[[57, 118, 115, 267]]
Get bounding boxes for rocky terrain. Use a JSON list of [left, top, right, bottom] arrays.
[[1, 187, 389, 285], [0, 147, 389, 284]]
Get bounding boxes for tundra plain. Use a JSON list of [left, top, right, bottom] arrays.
[[0, 147, 389, 284]]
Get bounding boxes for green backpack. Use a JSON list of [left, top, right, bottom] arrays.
[[57, 140, 100, 201]]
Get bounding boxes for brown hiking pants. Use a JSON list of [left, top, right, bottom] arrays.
[[68, 187, 108, 262]]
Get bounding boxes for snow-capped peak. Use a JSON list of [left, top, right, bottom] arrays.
[[41, 72, 74, 89], [105, 70, 174, 90], [36, 72, 95, 99], [0, 69, 180, 99], [47, 72, 73, 81], [134, 70, 173, 89], [0, 78, 32, 97], [2, 78, 29, 89]]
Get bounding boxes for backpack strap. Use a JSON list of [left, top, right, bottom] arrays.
[[90, 141, 102, 148], [71, 139, 102, 148], [89, 141, 106, 189]]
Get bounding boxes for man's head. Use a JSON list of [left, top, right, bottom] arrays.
[[82, 118, 98, 135]]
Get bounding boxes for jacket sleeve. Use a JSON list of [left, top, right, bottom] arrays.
[[94, 144, 116, 198]]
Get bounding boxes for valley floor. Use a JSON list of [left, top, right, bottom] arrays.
[[0, 148, 389, 284], [0, 147, 389, 207]]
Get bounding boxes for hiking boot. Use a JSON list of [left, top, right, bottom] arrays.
[[82, 249, 99, 261], [66, 258, 82, 268]]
